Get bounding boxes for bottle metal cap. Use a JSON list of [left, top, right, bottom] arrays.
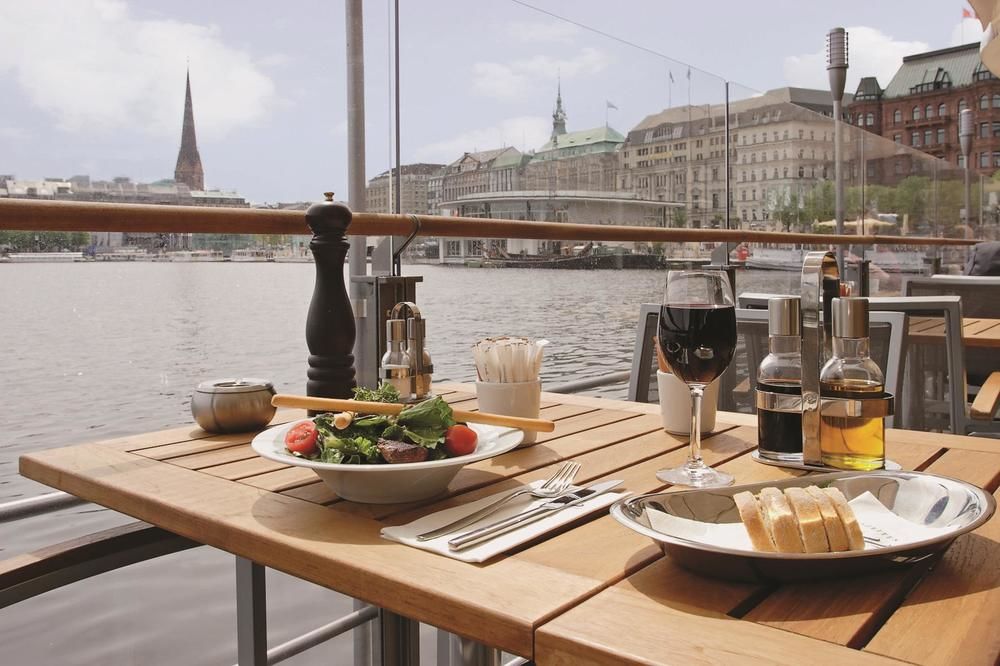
[[768, 296, 801, 337], [831, 297, 869, 338], [386, 318, 406, 342]]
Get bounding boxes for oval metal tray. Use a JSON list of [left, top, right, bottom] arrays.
[[610, 471, 995, 582]]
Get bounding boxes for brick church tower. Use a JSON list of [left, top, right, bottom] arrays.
[[174, 69, 204, 190]]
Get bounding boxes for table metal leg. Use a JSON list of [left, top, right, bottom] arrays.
[[450, 634, 501, 666], [235, 557, 267, 666], [354, 598, 374, 666], [436, 628, 452, 666], [378, 609, 420, 666]]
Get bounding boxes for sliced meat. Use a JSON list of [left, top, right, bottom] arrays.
[[377, 438, 429, 464]]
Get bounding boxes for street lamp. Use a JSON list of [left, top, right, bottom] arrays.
[[827, 27, 848, 269], [960, 108, 974, 234]]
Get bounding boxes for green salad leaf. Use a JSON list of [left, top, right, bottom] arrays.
[[397, 396, 456, 429], [353, 384, 401, 403]]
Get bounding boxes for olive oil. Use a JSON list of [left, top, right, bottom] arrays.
[[819, 378, 884, 470]]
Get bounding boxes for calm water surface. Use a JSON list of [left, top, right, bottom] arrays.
[[0, 262, 799, 665]]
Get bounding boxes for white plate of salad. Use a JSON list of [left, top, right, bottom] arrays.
[[251, 386, 524, 504]]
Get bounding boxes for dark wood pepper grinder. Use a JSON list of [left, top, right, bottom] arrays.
[[305, 192, 357, 400]]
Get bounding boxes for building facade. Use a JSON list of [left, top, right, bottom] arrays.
[[365, 163, 444, 214], [620, 87, 846, 229], [847, 42, 1000, 180]]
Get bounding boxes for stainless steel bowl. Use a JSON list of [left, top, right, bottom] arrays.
[[191, 378, 276, 433], [611, 471, 995, 582]]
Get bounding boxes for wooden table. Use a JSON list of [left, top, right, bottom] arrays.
[[908, 316, 1000, 348], [19, 384, 1000, 665]]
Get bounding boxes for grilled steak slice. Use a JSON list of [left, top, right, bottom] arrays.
[[377, 438, 429, 464]]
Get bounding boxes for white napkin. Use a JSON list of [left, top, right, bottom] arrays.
[[381, 480, 628, 563], [646, 491, 956, 552]]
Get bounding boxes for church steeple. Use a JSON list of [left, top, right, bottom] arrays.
[[551, 77, 567, 139], [174, 68, 204, 191]]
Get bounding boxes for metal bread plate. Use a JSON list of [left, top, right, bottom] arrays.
[[610, 471, 995, 582]]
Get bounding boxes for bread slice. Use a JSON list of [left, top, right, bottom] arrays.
[[804, 485, 850, 551], [758, 487, 804, 553], [824, 487, 865, 551], [784, 487, 830, 553], [734, 491, 775, 552]]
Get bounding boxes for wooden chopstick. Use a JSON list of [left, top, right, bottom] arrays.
[[270, 394, 556, 432]]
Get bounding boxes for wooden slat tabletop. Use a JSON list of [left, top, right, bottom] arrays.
[[908, 316, 1000, 348], [18, 383, 1000, 663]]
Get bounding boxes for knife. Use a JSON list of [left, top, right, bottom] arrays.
[[447, 479, 624, 551]]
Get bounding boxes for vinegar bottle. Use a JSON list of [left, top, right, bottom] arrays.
[[819, 297, 885, 470], [757, 297, 803, 462]]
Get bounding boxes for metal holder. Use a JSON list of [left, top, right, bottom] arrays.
[[386, 301, 434, 402], [754, 250, 895, 471]]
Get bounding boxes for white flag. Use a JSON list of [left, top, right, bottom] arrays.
[[606, 100, 618, 110]]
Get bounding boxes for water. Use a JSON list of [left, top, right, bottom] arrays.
[[0, 262, 799, 665]]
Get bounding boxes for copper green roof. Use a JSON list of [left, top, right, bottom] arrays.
[[537, 126, 624, 153], [883, 43, 980, 98]]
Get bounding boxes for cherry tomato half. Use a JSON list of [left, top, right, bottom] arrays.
[[285, 421, 319, 456], [444, 424, 478, 457]]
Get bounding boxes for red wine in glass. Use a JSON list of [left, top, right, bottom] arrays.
[[657, 304, 736, 385]]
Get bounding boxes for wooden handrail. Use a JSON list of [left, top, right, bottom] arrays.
[[0, 198, 980, 247]]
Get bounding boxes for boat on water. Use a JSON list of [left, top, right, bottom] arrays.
[[167, 250, 225, 262], [231, 248, 274, 262], [1, 251, 85, 263]]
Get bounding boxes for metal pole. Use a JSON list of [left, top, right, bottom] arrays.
[[394, 0, 401, 218], [235, 557, 267, 666], [724, 80, 731, 234], [345, 5, 378, 650], [827, 27, 848, 271], [960, 108, 973, 238]]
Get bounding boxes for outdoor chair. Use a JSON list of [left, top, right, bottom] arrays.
[[627, 304, 906, 429]]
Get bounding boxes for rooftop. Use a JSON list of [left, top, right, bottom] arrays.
[[536, 126, 625, 153], [883, 42, 982, 98]]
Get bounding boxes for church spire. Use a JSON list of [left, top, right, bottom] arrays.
[[551, 76, 567, 140], [174, 68, 204, 190]]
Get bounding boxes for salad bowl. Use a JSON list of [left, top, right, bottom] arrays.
[[251, 421, 523, 503]]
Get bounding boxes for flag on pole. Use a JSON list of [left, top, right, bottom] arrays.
[[669, 71, 675, 83], [686, 67, 691, 80], [962, 7, 973, 18], [606, 100, 618, 110]]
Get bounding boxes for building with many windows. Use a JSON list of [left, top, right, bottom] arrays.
[[365, 163, 444, 214], [620, 87, 846, 228], [847, 42, 1000, 180]]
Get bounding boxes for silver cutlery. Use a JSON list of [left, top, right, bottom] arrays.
[[417, 461, 581, 541], [448, 479, 624, 551]]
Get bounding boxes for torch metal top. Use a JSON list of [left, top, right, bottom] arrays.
[[826, 27, 848, 69]]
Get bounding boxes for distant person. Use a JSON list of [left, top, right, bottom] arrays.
[[964, 241, 1000, 276]]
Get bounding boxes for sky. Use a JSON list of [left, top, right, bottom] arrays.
[[0, 0, 986, 204]]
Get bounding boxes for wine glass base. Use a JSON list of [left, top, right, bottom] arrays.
[[656, 463, 734, 488]]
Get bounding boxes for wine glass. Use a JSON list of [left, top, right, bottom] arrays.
[[656, 270, 737, 488]]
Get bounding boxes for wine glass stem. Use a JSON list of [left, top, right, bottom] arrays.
[[688, 385, 705, 466]]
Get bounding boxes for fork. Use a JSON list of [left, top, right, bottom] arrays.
[[416, 461, 581, 541]]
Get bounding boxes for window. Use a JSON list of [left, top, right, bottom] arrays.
[[741, 190, 747, 201], [924, 129, 933, 145], [994, 151, 1000, 167], [958, 154, 966, 168], [925, 105, 933, 119], [798, 166, 805, 178], [893, 134, 901, 144], [911, 131, 920, 146], [994, 122, 1000, 137], [773, 168, 779, 179], [982, 122, 991, 139], [939, 103, 947, 117], [783, 130, 789, 140], [751, 189, 757, 200], [912, 106, 921, 120], [893, 109, 902, 124], [994, 94, 1000, 108], [937, 128, 945, 144], [981, 95, 989, 110], [895, 160, 904, 175], [981, 152, 990, 168], [712, 193, 719, 209], [857, 116, 864, 126], [783, 167, 788, 178], [866, 112, 874, 126]]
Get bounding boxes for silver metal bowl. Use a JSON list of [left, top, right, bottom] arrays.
[[611, 471, 995, 582], [191, 378, 276, 433]]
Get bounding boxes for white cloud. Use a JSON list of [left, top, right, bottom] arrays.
[[0, 0, 276, 139], [0, 126, 29, 141], [783, 26, 928, 93], [473, 47, 609, 99], [950, 17, 984, 46], [506, 21, 580, 44], [414, 116, 551, 162]]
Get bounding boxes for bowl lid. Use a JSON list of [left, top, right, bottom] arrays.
[[196, 378, 274, 394]]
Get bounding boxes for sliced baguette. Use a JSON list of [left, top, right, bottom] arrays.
[[824, 487, 865, 551], [804, 485, 850, 551], [758, 487, 804, 553], [734, 491, 775, 552], [784, 487, 830, 553]]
